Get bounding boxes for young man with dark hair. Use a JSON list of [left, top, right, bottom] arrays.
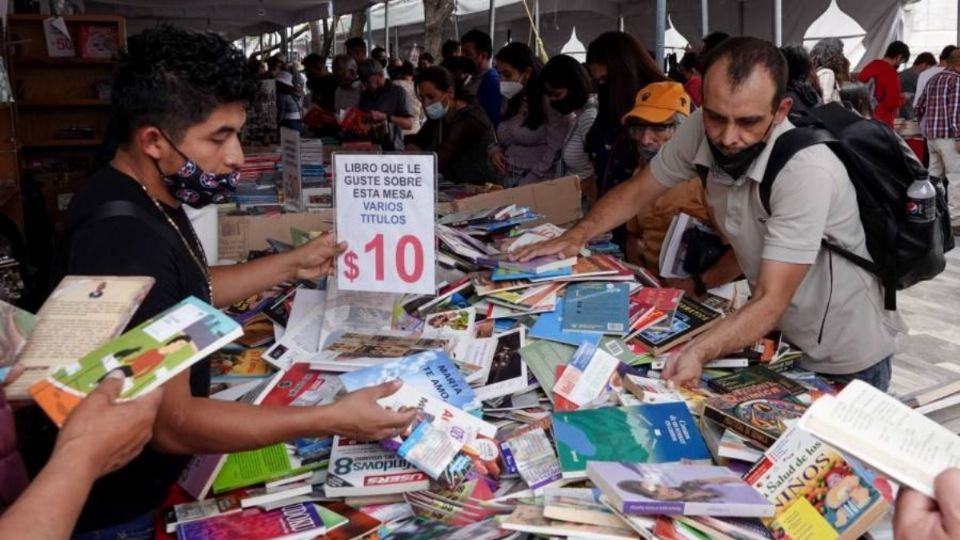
[[914, 44, 958, 108], [418, 52, 434, 71], [370, 46, 388, 68], [460, 29, 502, 126], [357, 58, 415, 150], [441, 39, 461, 63], [344, 36, 368, 65], [517, 36, 903, 392], [859, 40, 911, 126], [900, 51, 937, 118], [303, 53, 336, 111], [22, 25, 417, 538]]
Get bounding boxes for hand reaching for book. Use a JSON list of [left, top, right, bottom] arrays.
[[289, 233, 348, 280], [662, 348, 704, 389], [326, 381, 418, 441], [53, 370, 164, 478], [894, 468, 960, 540], [511, 230, 586, 262]]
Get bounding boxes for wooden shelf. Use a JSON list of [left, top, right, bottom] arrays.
[[12, 56, 113, 66], [18, 99, 110, 107], [22, 139, 102, 148]]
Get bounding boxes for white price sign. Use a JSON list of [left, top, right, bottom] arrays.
[[334, 153, 436, 294]]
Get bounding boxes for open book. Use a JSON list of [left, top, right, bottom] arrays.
[[798, 379, 960, 498]]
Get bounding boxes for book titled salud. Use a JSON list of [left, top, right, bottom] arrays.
[[31, 296, 241, 427], [587, 462, 774, 518]]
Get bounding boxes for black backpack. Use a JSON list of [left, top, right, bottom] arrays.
[[742, 103, 952, 310]]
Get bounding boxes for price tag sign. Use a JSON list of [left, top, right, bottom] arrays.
[[334, 153, 436, 295]]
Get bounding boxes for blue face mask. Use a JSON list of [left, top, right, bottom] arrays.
[[425, 100, 448, 120], [157, 133, 239, 208]]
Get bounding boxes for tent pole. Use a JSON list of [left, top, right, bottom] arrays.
[[534, 0, 541, 56], [384, 0, 390, 57], [656, 0, 666, 70], [366, 6, 373, 51], [701, 0, 708, 37], [773, 0, 782, 46], [453, 0, 460, 38], [488, 0, 496, 43]]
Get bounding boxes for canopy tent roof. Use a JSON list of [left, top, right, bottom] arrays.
[[83, 0, 904, 70]]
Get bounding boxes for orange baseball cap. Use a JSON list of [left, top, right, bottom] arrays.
[[621, 81, 692, 125]]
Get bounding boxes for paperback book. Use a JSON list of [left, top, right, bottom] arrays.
[[561, 282, 630, 335], [324, 437, 430, 497], [703, 382, 808, 448], [632, 296, 723, 355]]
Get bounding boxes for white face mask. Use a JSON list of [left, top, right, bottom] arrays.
[[500, 80, 524, 99]]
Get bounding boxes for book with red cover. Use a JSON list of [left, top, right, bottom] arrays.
[[176, 502, 327, 540]]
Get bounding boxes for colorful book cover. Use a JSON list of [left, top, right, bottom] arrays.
[[744, 426, 892, 540], [529, 298, 603, 348], [212, 441, 327, 494], [490, 266, 572, 282], [0, 300, 35, 383], [501, 504, 637, 540], [324, 437, 430, 497], [176, 502, 328, 540], [587, 462, 774, 518], [542, 487, 627, 529], [518, 340, 577, 403], [315, 502, 382, 540], [31, 296, 241, 427], [562, 282, 630, 335], [164, 492, 244, 533], [552, 403, 712, 479], [707, 365, 809, 398], [260, 363, 342, 408], [703, 383, 808, 448], [234, 314, 276, 348], [210, 347, 273, 382], [338, 349, 481, 412], [632, 288, 684, 331], [633, 296, 723, 354], [552, 341, 621, 410]]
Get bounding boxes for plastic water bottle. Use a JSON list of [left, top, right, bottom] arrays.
[[906, 175, 937, 224]]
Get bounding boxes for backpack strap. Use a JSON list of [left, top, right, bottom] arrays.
[[696, 164, 710, 187], [759, 127, 838, 215]]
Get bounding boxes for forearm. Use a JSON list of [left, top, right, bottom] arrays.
[[210, 252, 297, 308], [701, 250, 743, 289], [390, 116, 414, 130], [685, 291, 784, 363], [152, 396, 336, 455], [0, 447, 97, 539], [571, 169, 668, 242]]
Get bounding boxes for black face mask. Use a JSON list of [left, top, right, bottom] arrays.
[[707, 119, 775, 181], [550, 94, 580, 115]]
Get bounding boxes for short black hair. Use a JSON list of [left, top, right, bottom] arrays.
[[419, 52, 434, 63], [941, 45, 958, 61], [540, 54, 591, 111], [885, 40, 910, 61], [266, 54, 284, 70], [914, 52, 937, 66], [494, 42, 545, 130], [780, 43, 814, 84], [702, 36, 787, 111], [112, 25, 259, 146], [345, 37, 367, 51], [461, 30, 493, 58], [441, 55, 476, 77], [679, 51, 699, 72], [701, 32, 730, 54], [303, 53, 324, 69], [417, 65, 455, 92], [389, 60, 415, 79], [371, 46, 387, 60], [442, 39, 461, 60]]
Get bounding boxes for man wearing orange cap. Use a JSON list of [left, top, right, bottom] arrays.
[[621, 82, 742, 297]]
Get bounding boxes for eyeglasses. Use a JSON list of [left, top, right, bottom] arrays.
[[628, 124, 677, 137]]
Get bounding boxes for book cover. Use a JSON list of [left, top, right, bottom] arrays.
[[528, 298, 603, 348], [314, 502, 381, 540], [543, 487, 628, 529], [632, 288, 684, 331], [707, 365, 809, 398], [501, 504, 637, 540], [703, 383, 808, 448], [338, 349, 480, 412], [744, 426, 891, 540], [562, 282, 630, 335], [234, 314, 276, 349], [210, 347, 273, 382], [212, 441, 328, 494], [0, 300, 36, 383], [31, 296, 240, 427], [552, 341, 621, 410], [176, 502, 328, 540], [9, 275, 154, 400], [633, 296, 723, 355], [324, 437, 430, 497], [497, 254, 577, 274], [518, 340, 577, 403], [259, 363, 342, 408], [587, 462, 774, 518], [164, 492, 244, 533], [490, 266, 571, 282], [552, 403, 712, 480]]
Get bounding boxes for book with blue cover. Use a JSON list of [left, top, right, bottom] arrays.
[[529, 298, 602, 348], [561, 282, 630, 335], [490, 266, 572, 282], [338, 350, 480, 412], [587, 462, 774, 518], [551, 403, 712, 480]]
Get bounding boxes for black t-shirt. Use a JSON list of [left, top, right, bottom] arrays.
[[17, 166, 212, 532]]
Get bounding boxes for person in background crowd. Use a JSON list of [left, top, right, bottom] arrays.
[[264, 54, 285, 79], [333, 54, 362, 112], [811, 37, 849, 103], [247, 53, 265, 77], [679, 51, 703, 106], [371, 46, 388, 68], [345, 37, 368, 65], [894, 468, 960, 540], [914, 45, 958, 108], [489, 43, 573, 186], [390, 60, 423, 135], [916, 47, 960, 236], [290, 60, 307, 93], [303, 53, 336, 111], [275, 71, 304, 131], [461, 30, 502, 127], [417, 52, 434, 71], [442, 39, 461, 63], [781, 44, 823, 115], [620, 81, 742, 293], [357, 58, 415, 150], [900, 51, 936, 119], [540, 54, 597, 181], [838, 81, 875, 118], [0, 374, 162, 538], [859, 40, 911, 127], [407, 66, 496, 184], [585, 31, 666, 203], [516, 37, 903, 393], [19, 27, 418, 538], [699, 32, 730, 65], [441, 56, 477, 90]]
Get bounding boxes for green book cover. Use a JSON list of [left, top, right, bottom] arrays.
[[213, 443, 328, 494], [551, 404, 712, 479], [519, 340, 576, 402]]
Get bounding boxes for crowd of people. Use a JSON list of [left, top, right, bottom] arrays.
[[0, 21, 958, 540]]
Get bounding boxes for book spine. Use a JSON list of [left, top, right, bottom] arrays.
[[686, 502, 774, 518], [622, 500, 685, 516], [702, 406, 777, 448]]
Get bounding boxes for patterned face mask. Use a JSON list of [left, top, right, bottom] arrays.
[[157, 133, 239, 208]]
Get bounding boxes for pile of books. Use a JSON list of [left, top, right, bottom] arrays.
[[9, 203, 960, 540], [300, 138, 330, 210], [231, 153, 281, 210]]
